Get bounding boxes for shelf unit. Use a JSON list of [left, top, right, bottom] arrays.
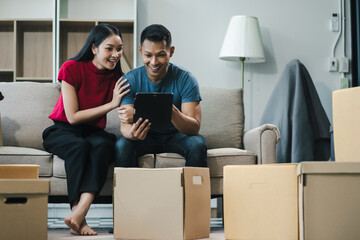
[[55, 0, 137, 81], [0, 0, 136, 83], [0, 20, 14, 82], [0, 19, 53, 83], [16, 20, 53, 82], [58, 20, 134, 74]]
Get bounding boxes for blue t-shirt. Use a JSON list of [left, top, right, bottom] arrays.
[[121, 63, 201, 109], [121, 63, 202, 132]]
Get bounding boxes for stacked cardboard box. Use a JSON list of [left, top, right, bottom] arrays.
[[0, 164, 50, 240], [224, 162, 360, 240], [298, 162, 360, 240], [332, 87, 360, 162], [113, 167, 211, 240], [0, 164, 40, 179]]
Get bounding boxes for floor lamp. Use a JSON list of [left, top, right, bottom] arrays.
[[219, 16, 266, 89]]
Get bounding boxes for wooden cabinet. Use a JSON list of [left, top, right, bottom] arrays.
[[0, 0, 136, 83]]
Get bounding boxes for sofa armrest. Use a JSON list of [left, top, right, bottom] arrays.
[[243, 124, 280, 164]]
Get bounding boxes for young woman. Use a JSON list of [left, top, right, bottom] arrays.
[[43, 23, 130, 236]]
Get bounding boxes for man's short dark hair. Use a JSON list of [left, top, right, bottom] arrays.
[[140, 24, 172, 47]]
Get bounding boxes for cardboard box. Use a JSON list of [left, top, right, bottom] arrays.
[[332, 87, 360, 162], [224, 164, 298, 240], [298, 162, 360, 240], [0, 179, 50, 240], [113, 167, 211, 240], [0, 164, 40, 179]]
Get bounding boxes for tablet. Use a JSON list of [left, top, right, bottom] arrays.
[[133, 92, 173, 130]]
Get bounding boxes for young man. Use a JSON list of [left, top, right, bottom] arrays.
[[115, 24, 207, 168]]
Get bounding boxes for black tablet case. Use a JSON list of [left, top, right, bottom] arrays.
[[133, 92, 173, 130]]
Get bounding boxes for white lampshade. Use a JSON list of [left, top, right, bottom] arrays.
[[219, 15, 265, 63]]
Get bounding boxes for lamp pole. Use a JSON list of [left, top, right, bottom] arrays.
[[240, 57, 245, 89]]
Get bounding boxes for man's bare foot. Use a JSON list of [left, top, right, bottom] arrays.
[[70, 220, 97, 235]]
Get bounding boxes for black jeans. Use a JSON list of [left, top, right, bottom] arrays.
[[42, 121, 116, 205]]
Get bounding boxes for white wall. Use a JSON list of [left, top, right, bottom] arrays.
[[60, 0, 134, 20], [137, 0, 352, 130], [0, 0, 53, 18]]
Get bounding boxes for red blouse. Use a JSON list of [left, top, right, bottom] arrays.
[[49, 60, 119, 129]]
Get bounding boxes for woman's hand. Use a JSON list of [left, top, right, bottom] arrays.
[[111, 77, 130, 109], [118, 105, 134, 124]]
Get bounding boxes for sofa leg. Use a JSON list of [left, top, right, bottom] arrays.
[[217, 196, 224, 226]]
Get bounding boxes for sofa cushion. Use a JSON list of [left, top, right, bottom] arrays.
[[155, 148, 256, 177], [52, 155, 66, 178], [0, 146, 53, 177], [53, 154, 155, 178], [105, 108, 122, 138], [155, 153, 186, 168], [0, 82, 60, 150], [138, 154, 155, 168], [207, 148, 256, 177], [199, 87, 244, 149]]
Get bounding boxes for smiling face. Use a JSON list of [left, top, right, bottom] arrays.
[[139, 39, 174, 83], [92, 34, 123, 70]]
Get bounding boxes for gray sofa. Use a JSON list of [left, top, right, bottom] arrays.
[[0, 82, 280, 202]]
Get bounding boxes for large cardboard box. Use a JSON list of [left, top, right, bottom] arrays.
[[224, 164, 298, 240], [113, 167, 211, 240], [0, 164, 39, 179], [0, 179, 50, 240], [332, 87, 360, 162], [298, 162, 360, 240]]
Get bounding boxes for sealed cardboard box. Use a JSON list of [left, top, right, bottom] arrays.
[[0, 179, 50, 240], [0, 164, 39, 179], [332, 87, 360, 162], [298, 162, 360, 240], [113, 167, 211, 240], [224, 164, 298, 240]]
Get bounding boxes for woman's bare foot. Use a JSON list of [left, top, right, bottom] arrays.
[[79, 220, 98, 235], [70, 228, 78, 235], [64, 192, 95, 232], [70, 220, 98, 235], [64, 215, 81, 232], [64, 204, 86, 231]]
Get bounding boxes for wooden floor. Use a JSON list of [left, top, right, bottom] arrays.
[[48, 228, 225, 240]]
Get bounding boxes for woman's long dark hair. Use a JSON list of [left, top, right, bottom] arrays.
[[70, 23, 124, 77]]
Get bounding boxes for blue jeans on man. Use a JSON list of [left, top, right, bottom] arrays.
[[115, 130, 207, 167]]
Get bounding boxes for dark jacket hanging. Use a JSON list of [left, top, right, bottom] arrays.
[[260, 59, 331, 163]]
